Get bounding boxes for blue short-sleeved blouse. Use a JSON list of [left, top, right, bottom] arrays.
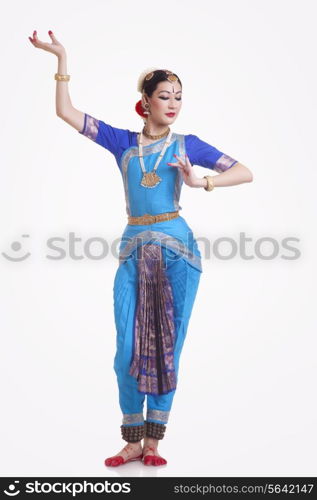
[[78, 113, 238, 272]]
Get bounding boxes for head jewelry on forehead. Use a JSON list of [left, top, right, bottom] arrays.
[[144, 69, 179, 86], [136, 68, 179, 93]]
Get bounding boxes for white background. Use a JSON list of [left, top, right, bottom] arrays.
[[1, 0, 316, 477]]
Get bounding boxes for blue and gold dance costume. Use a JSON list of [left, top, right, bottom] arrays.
[[79, 113, 238, 437]]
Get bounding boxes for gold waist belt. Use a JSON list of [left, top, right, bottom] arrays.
[[128, 210, 180, 225]]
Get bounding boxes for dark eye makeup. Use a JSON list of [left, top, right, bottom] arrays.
[[159, 97, 182, 101]]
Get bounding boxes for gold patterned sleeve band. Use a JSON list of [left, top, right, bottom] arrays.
[[203, 175, 215, 191], [54, 73, 70, 81]]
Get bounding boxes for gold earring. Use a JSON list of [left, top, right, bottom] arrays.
[[143, 103, 150, 115]]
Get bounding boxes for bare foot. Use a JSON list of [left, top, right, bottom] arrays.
[[105, 442, 143, 466], [142, 444, 167, 466]]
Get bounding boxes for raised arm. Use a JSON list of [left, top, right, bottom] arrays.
[[54, 52, 84, 131], [28, 30, 84, 132]]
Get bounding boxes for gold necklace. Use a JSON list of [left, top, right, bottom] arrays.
[[138, 129, 173, 188], [142, 126, 170, 140]]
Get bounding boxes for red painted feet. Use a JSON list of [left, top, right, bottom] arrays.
[[142, 445, 167, 466], [104, 444, 143, 467], [105, 443, 167, 466]]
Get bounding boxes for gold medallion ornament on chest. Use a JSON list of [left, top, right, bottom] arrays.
[[138, 128, 173, 188]]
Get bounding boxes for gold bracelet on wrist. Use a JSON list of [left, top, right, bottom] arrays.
[[54, 73, 70, 81], [203, 175, 215, 191]]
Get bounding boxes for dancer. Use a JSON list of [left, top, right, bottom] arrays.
[[29, 30, 253, 467]]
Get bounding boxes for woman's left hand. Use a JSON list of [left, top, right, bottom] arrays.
[[168, 154, 201, 188]]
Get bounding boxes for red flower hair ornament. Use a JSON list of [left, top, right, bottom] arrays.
[[135, 99, 148, 118], [135, 67, 160, 119]]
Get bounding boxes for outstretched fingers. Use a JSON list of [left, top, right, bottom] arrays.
[[28, 30, 37, 44], [28, 30, 49, 49], [167, 153, 185, 170], [48, 30, 59, 44], [168, 154, 192, 173], [28, 29, 58, 50], [168, 154, 192, 170]]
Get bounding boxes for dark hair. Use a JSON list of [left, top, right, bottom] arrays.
[[142, 69, 182, 97]]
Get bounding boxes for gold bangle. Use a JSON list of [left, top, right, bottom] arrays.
[[203, 175, 215, 191], [54, 73, 70, 81]]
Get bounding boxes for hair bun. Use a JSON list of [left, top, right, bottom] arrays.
[[137, 67, 160, 93]]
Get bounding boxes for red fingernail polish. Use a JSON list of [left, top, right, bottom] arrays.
[[48, 30, 52, 34]]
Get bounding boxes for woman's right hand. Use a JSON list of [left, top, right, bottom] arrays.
[[28, 30, 66, 58]]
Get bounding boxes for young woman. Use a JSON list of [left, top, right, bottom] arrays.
[[29, 30, 253, 467]]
